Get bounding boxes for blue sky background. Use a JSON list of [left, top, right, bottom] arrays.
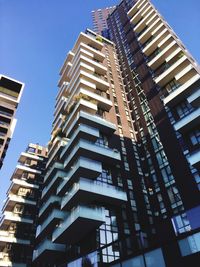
[[0, 0, 199, 209]]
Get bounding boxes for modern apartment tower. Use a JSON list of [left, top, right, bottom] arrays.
[[92, 6, 116, 37], [0, 75, 24, 169], [31, 0, 200, 266], [0, 143, 47, 267]]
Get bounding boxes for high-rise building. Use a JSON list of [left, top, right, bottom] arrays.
[[0, 143, 47, 267], [0, 75, 24, 169], [30, 0, 200, 266], [92, 6, 116, 36]]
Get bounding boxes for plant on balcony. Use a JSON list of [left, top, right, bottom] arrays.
[[96, 35, 103, 43], [178, 51, 185, 58], [52, 128, 65, 139]]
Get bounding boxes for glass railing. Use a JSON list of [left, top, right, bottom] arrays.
[[147, 47, 162, 62], [142, 35, 155, 48], [0, 86, 19, 99], [137, 25, 148, 37], [0, 110, 13, 117]]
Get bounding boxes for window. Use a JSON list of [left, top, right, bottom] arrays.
[[179, 232, 200, 256], [189, 129, 200, 146]]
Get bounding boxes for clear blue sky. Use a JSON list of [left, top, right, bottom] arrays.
[[0, 0, 199, 209]]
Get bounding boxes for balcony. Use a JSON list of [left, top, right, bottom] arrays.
[[61, 124, 99, 160], [36, 209, 67, 240], [72, 32, 103, 54], [32, 239, 65, 262], [52, 205, 105, 244], [43, 162, 65, 184], [46, 138, 68, 168], [57, 157, 102, 196], [164, 74, 200, 107], [65, 110, 116, 139], [42, 170, 66, 201], [62, 99, 97, 134], [63, 139, 121, 168], [69, 51, 107, 79], [134, 8, 156, 34], [154, 54, 189, 87], [8, 178, 39, 195], [174, 107, 200, 133], [138, 18, 163, 44], [59, 51, 74, 77], [0, 231, 30, 245], [56, 81, 69, 103], [148, 40, 178, 69], [187, 88, 200, 108], [188, 149, 200, 168], [80, 42, 105, 62], [12, 164, 41, 177], [18, 152, 43, 164], [61, 178, 127, 210], [39, 196, 61, 220], [130, 2, 150, 25], [127, 0, 147, 18], [0, 211, 33, 227], [143, 28, 170, 55], [54, 96, 68, 120], [2, 195, 36, 212]]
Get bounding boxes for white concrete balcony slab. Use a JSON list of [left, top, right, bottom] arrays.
[[43, 162, 65, 184], [134, 8, 155, 33], [61, 124, 99, 160], [62, 99, 97, 134], [36, 209, 67, 240], [188, 149, 200, 168], [59, 51, 74, 76], [174, 108, 200, 133], [52, 205, 105, 244], [76, 111, 116, 135], [39, 196, 61, 219], [32, 239, 65, 262], [164, 74, 200, 107], [138, 18, 163, 44], [13, 164, 41, 177], [79, 42, 105, 62], [56, 81, 69, 103], [143, 28, 169, 55], [72, 32, 103, 54], [42, 170, 66, 201], [130, 2, 150, 25], [69, 51, 107, 79], [187, 88, 200, 108], [2, 195, 36, 212], [148, 40, 177, 69], [63, 139, 121, 169], [127, 0, 147, 18], [18, 152, 43, 164], [57, 157, 102, 196], [0, 231, 30, 245], [154, 55, 189, 87], [46, 139, 67, 169], [54, 96, 68, 119], [80, 70, 109, 91], [0, 211, 33, 227], [61, 178, 127, 210], [8, 178, 39, 195]]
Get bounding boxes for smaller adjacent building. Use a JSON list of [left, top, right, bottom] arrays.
[[0, 143, 47, 267], [92, 6, 116, 37], [0, 75, 24, 169]]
